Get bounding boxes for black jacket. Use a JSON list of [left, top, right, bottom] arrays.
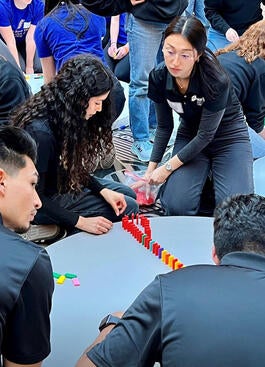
[[81, 0, 188, 22], [205, 0, 265, 35], [0, 57, 31, 125]]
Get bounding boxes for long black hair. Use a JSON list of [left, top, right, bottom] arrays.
[[11, 54, 114, 193], [164, 16, 228, 100]]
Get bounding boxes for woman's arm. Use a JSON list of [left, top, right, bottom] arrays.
[[108, 15, 120, 58], [204, 0, 231, 35], [0, 26, 20, 68], [25, 25, 36, 74], [40, 56, 56, 84]]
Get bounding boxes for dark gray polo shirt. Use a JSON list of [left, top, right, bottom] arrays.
[[88, 252, 265, 366]]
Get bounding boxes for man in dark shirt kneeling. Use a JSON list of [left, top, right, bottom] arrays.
[[76, 193, 265, 367], [0, 125, 53, 366]]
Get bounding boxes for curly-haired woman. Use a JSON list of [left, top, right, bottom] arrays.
[[216, 20, 265, 159], [11, 54, 138, 235]]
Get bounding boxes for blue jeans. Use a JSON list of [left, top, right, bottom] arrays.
[[186, 0, 209, 27], [206, 27, 231, 52], [127, 15, 167, 141], [248, 126, 265, 160], [253, 156, 265, 196]]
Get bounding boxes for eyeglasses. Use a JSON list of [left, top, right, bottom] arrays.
[[162, 47, 195, 61]]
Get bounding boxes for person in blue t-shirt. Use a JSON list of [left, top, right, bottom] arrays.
[[104, 13, 130, 83], [34, 0, 106, 83], [0, 0, 44, 73], [35, 0, 126, 172]]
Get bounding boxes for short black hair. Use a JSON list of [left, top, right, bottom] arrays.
[[0, 126, 37, 175], [214, 194, 265, 259]]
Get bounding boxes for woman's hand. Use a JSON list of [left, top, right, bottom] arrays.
[[148, 166, 171, 185], [225, 28, 239, 42], [76, 216, 113, 235], [108, 43, 118, 58], [115, 44, 129, 59], [100, 188, 127, 216]]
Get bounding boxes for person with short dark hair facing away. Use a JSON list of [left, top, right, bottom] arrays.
[[75, 193, 265, 367], [0, 125, 53, 366]]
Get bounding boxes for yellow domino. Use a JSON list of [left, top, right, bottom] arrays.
[[161, 250, 168, 263], [168, 255, 175, 267], [57, 275, 66, 284]]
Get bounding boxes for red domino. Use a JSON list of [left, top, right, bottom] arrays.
[[155, 244, 160, 256], [152, 242, 158, 255], [156, 244, 160, 256]]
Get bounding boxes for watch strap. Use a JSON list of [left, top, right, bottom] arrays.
[[99, 314, 120, 332]]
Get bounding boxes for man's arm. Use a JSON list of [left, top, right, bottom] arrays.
[[76, 323, 119, 367], [80, 0, 145, 16], [4, 360, 42, 367]]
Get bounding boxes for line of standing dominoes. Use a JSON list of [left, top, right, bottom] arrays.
[[122, 214, 184, 270]]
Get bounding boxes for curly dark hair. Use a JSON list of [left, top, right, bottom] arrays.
[[11, 54, 114, 193], [216, 20, 265, 63]]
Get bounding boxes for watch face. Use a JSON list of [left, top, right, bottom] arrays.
[[166, 162, 172, 171]]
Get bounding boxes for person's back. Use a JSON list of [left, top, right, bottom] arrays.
[[218, 51, 265, 132], [0, 125, 53, 365], [216, 20, 265, 159], [0, 56, 31, 125], [75, 194, 265, 367], [0, 223, 53, 362], [35, 1, 106, 73]]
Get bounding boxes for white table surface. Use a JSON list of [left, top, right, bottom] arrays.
[[44, 216, 214, 367]]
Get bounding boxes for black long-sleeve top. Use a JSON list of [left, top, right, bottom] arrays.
[[148, 62, 249, 164], [205, 0, 265, 36], [25, 118, 104, 228], [218, 51, 265, 133], [81, 0, 188, 23]]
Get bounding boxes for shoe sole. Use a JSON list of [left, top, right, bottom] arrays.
[[20, 224, 65, 243]]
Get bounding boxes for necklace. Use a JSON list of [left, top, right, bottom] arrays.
[[176, 77, 189, 91], [176, 78, 184, 89]]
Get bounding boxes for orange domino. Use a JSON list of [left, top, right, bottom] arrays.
[[164, 253, 171, 265]]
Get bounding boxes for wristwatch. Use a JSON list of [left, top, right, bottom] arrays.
[[165, 161, 173, 172], [98, 314, 120, 332]]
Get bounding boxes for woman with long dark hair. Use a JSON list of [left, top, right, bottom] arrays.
[[34, 0, 125, 140], [144, 16, 253, 215], [11, 54, 138, 235]]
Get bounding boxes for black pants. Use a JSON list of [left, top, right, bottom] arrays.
[[35, 177, 139, 228], [104, 41, 130, 83], [159, 137, 254, 216], [17, 40, 42, 73]]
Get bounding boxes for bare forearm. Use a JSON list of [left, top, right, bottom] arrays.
[[25, 39, 36, 70]]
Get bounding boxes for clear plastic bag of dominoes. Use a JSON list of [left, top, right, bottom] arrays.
[[124, 170, 160, 206]]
